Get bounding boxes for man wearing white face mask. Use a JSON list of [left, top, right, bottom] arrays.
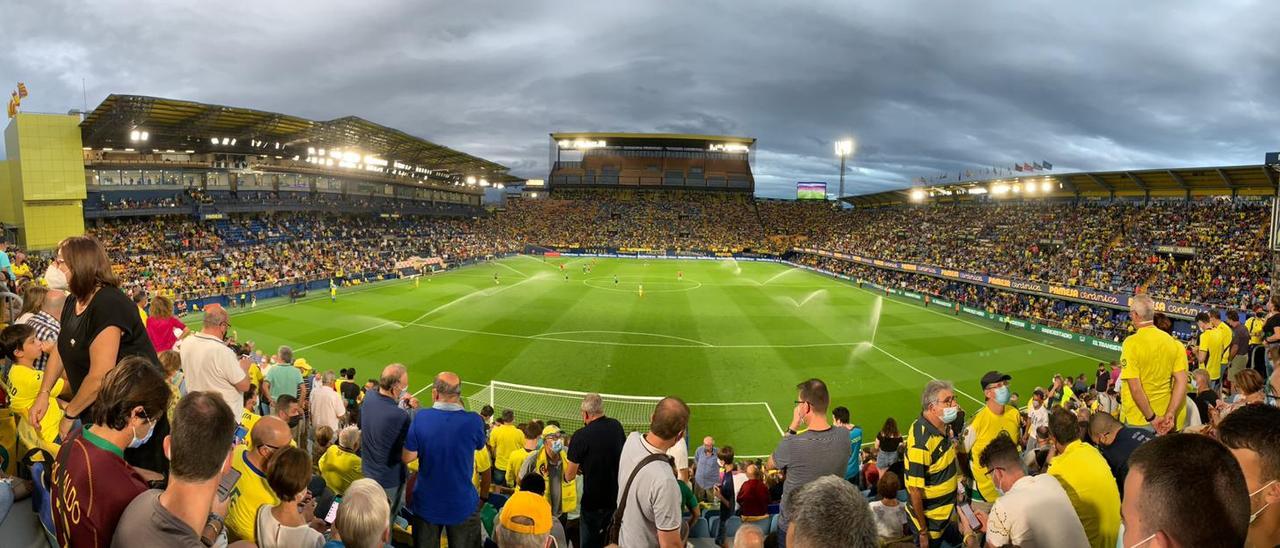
[[964, 371, 1022, 512], [958, 432, 1088, 547], [1219, 403, 1280, 547], [905, 380, 962, 548], [1121, 433, 1249, 548], [518, 424, 577, 526], [50, 355, 172, 547]]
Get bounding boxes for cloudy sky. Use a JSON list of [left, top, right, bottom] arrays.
[[3, 0, 1278, 198]]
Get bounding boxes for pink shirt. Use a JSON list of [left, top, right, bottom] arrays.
[[145, 316, 186, 352]]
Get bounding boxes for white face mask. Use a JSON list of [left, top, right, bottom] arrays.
[[44, 263, 68, 291], [1116, 523, 1156, 548], [1250, 479, 1277, 524]]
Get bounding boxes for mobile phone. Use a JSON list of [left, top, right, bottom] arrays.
[[957, 502, 981, 530], [217, 468, 242, 501], [325, 496, 342, 524]]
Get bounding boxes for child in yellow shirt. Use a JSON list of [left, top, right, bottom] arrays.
[[1, 324, 67, 446]]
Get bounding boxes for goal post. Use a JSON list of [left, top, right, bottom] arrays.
[[465, 380, 662, 436]]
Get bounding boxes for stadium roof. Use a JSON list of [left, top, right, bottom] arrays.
[[843, 163, 1279, 206], [81, 94, 511, 179], [550, 132, 756, 149]]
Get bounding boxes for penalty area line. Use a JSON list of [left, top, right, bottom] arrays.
[[871, 343, 985, 406]]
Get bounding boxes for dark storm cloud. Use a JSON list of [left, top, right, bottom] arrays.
[[3, 0, 1278, 197]]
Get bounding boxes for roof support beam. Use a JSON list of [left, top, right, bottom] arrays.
[[1166, 170, 1189, 190], [1086, 173, 1113, 192], [1125, 171, 1148, 190], [1216, 168, 1237, 190]]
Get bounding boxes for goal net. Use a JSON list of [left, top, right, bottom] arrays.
[[464, 380, 661, 435]]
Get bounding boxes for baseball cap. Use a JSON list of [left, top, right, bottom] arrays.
[[541, 424, 561, 438], [499, 491, 553, 535], [294, 358, 312, 373], [980, 371, 1011, 390]]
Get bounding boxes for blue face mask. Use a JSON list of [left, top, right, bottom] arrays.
[[551, 440, 564, 453], [994, 386, 1011, 405], [941, 406, 959, 424], [129, 420, 156, 449]]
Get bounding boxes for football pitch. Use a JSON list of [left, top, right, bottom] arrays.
[[223, 255, 1116, 456]]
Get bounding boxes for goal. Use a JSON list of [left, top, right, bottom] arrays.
[[465, 380, 662, 435]]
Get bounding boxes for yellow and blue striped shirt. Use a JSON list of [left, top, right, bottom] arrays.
[[904, 414, 958, 540]]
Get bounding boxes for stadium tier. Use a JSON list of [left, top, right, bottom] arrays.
[[548, 132, 756, 191]]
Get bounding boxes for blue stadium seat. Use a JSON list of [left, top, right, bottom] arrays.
[[723, 516, 743, 539], [27, 456, 56, 546], [768, 514, 778, 535], [707, 515, 720, 538], [689, 516, 711, 538]]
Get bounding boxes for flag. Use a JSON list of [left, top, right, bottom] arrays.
[[1014, 164, 1024, 172], [6, 96, 15, 118], [1043, 161, 1053, 170], [965, 170, 972, 178], [1032, 161, 1043, 170], [1023, 163, 1033, 171], [16, 82, 27, 98]]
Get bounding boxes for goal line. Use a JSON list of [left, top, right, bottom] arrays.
[[451, 380, 785, 450]]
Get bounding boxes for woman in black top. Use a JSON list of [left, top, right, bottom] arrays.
[[874, 417, 904, 479], [1262, 296, 1280, 355], [29, 236, 161, 451]]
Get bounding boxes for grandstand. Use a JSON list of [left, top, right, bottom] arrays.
[[0, 94, 514, 250], [548, 132, 756, 192]]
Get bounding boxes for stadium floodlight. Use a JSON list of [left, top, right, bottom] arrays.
[[466, 176, 477, 185], [1041, 180, 1052, 192], [496, 183, 505, 189], [1024, 182, 1035, 194], [230, 138, 236, 146], [834, 139, 855, 202], [130, 130, 140, 141], [910, 188, 926, 202], [991, 182, 1009, 195], [211, 137, 219, 145]]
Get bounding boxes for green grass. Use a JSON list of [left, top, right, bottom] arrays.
[[223, 255, 1116, 457]]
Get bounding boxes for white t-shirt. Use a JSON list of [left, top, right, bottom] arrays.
[[310, 384, 345, 432], [984, 474, 1091, 548], [869, 499, 909, 539], [180, 332, 248, 423], [1026, 405, 1049, 439], [667, 435, 690, 474]]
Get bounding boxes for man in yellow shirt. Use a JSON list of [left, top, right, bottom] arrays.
[[1246, 306, 1268, 375], [1196, 311, 1232, 388], [488, 409, 523, 486], [1047, 407, 1120, 548], [320, 426, 364, 494], [1119, 295, 1189, 434], [225, 416, 290, 543], [505, 422, 543, 491], [964, 371, 1022, 508], [236, 385, 262, 447]]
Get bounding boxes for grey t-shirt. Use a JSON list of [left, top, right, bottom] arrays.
[[772, 426, 853, 526], [111, 489, 204, 547], [616, 432, 682, 547]]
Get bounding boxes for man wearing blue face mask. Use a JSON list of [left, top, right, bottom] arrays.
[[402, 371, 487, 548], [517, 424, 577, 541], [905, 380, 962, 548], [963, 371, 1022, 513]]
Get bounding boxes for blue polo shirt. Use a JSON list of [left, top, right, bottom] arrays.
[[404, 404, 486, 525], [359, 391, 411, 489]]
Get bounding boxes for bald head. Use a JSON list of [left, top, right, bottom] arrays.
[[379, 363, 407, 393], [433, 371, 461, 403], [203, 304, 229, 330], [250, 415, 291, 450], [650, 397, 690, 441]]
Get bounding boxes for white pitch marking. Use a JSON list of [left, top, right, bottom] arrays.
[[871, 343, 985, 405]]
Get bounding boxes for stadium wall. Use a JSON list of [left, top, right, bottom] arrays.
[[2, 113, 86, 250]]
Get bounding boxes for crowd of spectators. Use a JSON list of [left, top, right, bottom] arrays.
[[758, 198, 1271, 309], [1, 227, 1280, 548]]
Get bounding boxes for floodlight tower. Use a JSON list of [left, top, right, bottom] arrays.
[[834, 139, 855, 206]]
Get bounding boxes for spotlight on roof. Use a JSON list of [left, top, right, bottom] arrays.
[[910, 188, 926, 202]]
